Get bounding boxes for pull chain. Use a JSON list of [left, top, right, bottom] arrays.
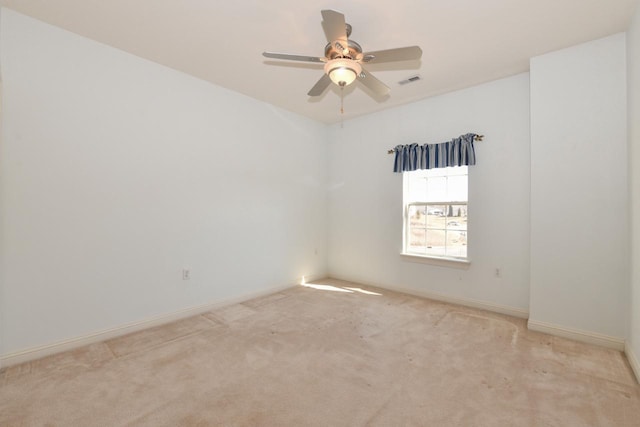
[[340, 86, 345, 127], [339, 81, 346, 127]]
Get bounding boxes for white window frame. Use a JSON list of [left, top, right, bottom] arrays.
[[401, 168, 470, 268]]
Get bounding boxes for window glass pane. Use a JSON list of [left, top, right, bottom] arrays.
[[407, 177, 427, 203], [448, 175, 468, 201], [445, 231, 467, 258], [426, 205, 446, 228], [408, 205, 426, 228], [408, 227, 426, 253], [446, 205, 467, 230], [407, 205, 426, 253], [425, 229, 445, 256], [428, 168, 448, 177], [426, 177, 446, 202]]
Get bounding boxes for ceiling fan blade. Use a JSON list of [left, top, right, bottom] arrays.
[[357, 68, 390, 96], [308, 74, 332, 96], [262, 52, 326, 63], [361, 46, 423, 64], [321, 10, 348, 48]]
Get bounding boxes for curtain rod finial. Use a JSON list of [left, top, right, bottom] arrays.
[[387, 149, 395, 154]]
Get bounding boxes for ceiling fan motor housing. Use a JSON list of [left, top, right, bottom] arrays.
[[324, 39, 363, 60]]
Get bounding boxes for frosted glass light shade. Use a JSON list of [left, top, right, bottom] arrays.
[[324, 58, 362, 86]]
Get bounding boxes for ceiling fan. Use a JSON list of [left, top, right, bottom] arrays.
[[263, 9, 422, 97]]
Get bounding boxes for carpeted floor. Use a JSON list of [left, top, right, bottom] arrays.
[[1, 278, 639, 426]]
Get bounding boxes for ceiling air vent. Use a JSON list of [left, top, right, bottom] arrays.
[[398, 75, 421, 85]]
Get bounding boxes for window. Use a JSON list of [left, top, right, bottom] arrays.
[[403, 166, 468, 260]]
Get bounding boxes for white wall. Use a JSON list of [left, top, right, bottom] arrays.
[[327, 73, 531, 313], [0, 9, 327, 357], [529, 34, 628, 339], [629, 3, 640, 368], [0, 6, 636, 366]]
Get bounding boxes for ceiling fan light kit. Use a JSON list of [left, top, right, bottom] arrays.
[[325, 58, 362, 86], [263, 9, 422, 107]]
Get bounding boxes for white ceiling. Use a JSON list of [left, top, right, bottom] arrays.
[[0, 0, 637, 124]]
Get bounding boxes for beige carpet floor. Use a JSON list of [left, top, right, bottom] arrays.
[[1, 278, 639, 426]]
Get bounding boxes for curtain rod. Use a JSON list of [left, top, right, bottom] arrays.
[[386, 134, 484, 154]]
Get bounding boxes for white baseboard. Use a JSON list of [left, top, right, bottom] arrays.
[[625, 341, 640, 384], [527, 319, 625, 351], [327, 275, 530, 319], [0, 276, 321, 369]]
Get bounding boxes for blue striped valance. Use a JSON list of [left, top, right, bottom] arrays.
[[393, 133, 478, 173]]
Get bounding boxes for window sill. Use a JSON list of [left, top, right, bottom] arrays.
[[400, 253, 471, 269]]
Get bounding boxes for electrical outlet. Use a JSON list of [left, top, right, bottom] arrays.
[[182, 269, 191, 280], [495, 268, 501, 278]]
